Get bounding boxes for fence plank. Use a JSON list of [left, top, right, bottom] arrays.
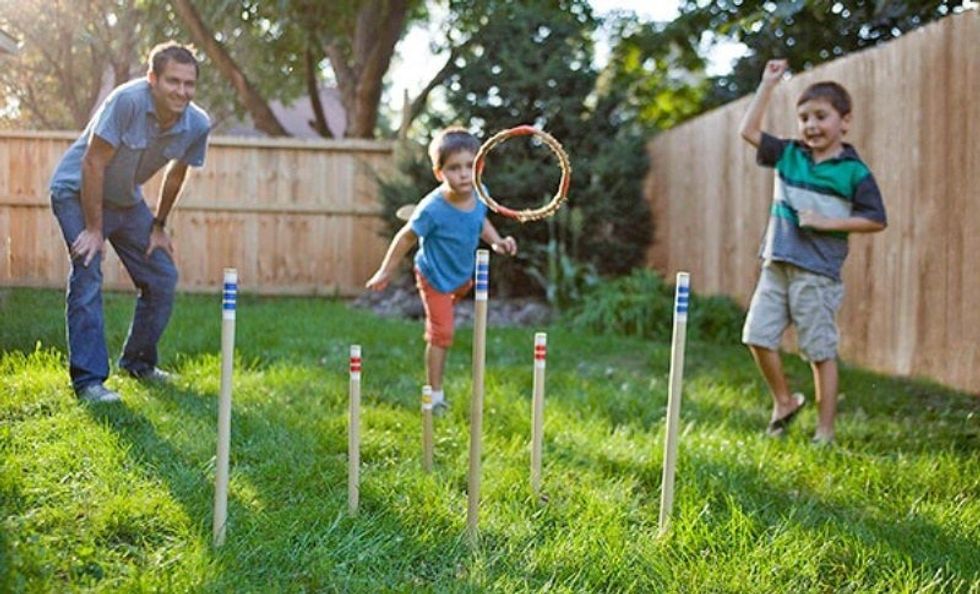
[[644, 12, 979, 393]]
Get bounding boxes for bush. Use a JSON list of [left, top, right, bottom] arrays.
[[565, 268, 745, 343]]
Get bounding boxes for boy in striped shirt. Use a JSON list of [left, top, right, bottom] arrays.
[[738, 59, 887, 444]]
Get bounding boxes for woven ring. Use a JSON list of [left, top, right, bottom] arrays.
[[473, 125, 571, 223]]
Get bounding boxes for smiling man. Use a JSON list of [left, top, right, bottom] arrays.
[[49, 42, 211, 403]]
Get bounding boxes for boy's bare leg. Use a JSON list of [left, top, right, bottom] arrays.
[[426, 343, 448, 392], [748, 345, 800, 421], [811, 358, 838, 440]]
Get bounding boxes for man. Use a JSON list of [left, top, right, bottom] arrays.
[[49, 41, 211, 403]]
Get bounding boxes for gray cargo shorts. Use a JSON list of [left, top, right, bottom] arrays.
[[741, 261, 844, 361]]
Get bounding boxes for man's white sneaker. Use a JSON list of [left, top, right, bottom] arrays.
[[78, 383, 122, 403]]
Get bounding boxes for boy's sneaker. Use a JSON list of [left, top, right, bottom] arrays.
[[78, 383, 122, 403], [432, 393, 449, 415], [811, 433, 835, 448], [126, 367, 176, 384]]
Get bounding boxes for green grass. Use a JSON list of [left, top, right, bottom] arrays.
[[1, 288, 978, 593]]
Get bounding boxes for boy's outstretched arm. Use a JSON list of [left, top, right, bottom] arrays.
[[365, 223, 417, 291], [739, 59, 788, 147], [480, 219, 517, 256]]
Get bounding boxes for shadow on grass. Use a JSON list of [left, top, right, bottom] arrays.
[[83, 396, 216, 520], [79, 385, 270, 587], [689, 456, 980, 582]]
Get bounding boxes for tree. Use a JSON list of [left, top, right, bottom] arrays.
[[170, 0, 288, 135], [604, 0, 971, 126], [688, 0, 971, 107], [313, 0, 415, 138], [165, 0, 429, 138], [595, 13, 710, 132], [0, 0, 146, 129]]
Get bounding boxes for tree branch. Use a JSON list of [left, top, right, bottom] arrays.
[[401, 37, 473, 134], [305, 44, 331, 138]]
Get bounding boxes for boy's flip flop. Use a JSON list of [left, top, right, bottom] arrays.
[[766, 393, 806, 437]]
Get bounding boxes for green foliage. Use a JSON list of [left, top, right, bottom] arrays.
[[2, 288, 979, 592], [566, 268, 745, 343], [595, 13, 710, 132], [686, 0, 971, 108], [522, 225, 600, 312], [603, 0, 971, 127]]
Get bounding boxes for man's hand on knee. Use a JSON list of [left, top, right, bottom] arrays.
[[71, 229, 106, 267]]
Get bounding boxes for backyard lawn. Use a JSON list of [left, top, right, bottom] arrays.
[[1, 288, 977, 592]]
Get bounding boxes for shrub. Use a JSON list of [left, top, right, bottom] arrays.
[[565, 268, 745, 343]]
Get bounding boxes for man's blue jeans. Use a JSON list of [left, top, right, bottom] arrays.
[[51, 192, 178, 393]]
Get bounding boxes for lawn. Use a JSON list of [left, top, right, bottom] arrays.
[[1, 288, 978, 593]]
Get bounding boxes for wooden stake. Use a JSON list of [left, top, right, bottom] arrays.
[[349, 345, 361, 516], [659, 272, 690, 536], [530, 332, 547, 495], [466, 250, 490, 545], [422, 385, 433, 473], [213, 268, 237, 547]]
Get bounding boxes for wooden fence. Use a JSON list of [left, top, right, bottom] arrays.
[[0, 132, 394, 296], [645, 11, 979, 393]]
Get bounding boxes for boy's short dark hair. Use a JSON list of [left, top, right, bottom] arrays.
[[148, 41, 199, 77], [428, 127, 480, 169], [797, 81, 852, 116]]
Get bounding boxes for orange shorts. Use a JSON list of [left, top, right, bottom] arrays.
[[415, 269, 473, 348]]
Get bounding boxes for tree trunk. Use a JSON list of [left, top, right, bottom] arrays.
[[324, 0, 410, 138], [171, 0, 288, 136]]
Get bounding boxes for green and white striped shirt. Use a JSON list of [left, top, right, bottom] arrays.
[[756, 132, 886, 281]]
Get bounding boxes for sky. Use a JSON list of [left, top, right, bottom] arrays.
[[385, 0, 748, 108]]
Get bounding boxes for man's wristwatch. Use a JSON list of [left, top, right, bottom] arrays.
[[152, 217, 167, 230]]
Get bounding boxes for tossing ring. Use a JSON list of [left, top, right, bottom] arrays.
[[472, 125, 571, 223]]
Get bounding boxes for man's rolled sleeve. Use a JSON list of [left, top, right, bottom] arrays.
[[90, 93, 137, 148], [182, 131, 209, 167]]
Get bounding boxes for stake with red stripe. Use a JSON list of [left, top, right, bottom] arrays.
[[348, 345, 361, 516], [530, 332, 547, 495]]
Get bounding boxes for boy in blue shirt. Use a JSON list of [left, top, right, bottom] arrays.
[[49, 41, 211, 403], [738, 59, 887, 444], [366, 127, 517, 409]]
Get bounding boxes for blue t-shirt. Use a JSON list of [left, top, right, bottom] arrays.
[[50, 78, 211, 206], [411, 188, 487, 293]]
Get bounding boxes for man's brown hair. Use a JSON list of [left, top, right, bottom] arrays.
[[148, 41, 199, 77]]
